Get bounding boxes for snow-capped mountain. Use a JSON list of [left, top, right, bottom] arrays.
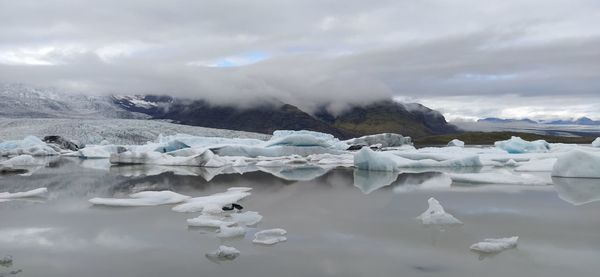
[[0, 83, 146, 119]]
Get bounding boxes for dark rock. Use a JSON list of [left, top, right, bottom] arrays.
[[43, 136, 79, 151]]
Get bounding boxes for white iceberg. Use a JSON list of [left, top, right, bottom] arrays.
[[173, 187, 251, 213], [267, 130, 348, 150], [230, 211, 263, 226], [344, 133, 412, 148], [217, 226, 246, 238], [253, 228, 287, 245], [187, 214, 237, 228], [354, 148, 481, 172], [205, 245, 240, 261], [0, 136, 58, 156], [447, 139, 465, 147], [417, 197, 462, 226], [515, 158, 556, 172], [470, 236, 518, 253], [592, 137, 600, 148], [0, 187, 48, 199], [75, 145, 124, 159], [0, 155, 41, 166], [109, 149, 227, 167], [89, 191, 191, 206], [494, 136, 550, 154], [551, 150, 600, 178]]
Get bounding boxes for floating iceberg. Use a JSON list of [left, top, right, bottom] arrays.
[[448, 172, 549, 186], [0, 187, 48, 199], [109, 149, 227, 167], [173, 187, 251, 213], [230, 211, 263, 226], [75, 145, 125, 159], [447, 139, 465, 147], [494, 136, 550, 154], [253, 228, 287, 245], [515, 158, 556, 172], [205, 245, 240, 261], [0, 136, 58, 156], [354, 148, 481, 172], [551, 150, 600, 178], [267, 130, 348, 150], [417, 197, 462, 226], [217, 226, 246, 238], [344, 133, 412, 148], [592, 137, 600, 148], [0, 155, 41, 166], [89, 191, 191, 206], [470, 236, 518, 253], [187, 214, 237, 228]]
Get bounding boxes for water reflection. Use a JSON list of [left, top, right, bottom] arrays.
[[353, 170, 398, 194], [552, 177, 600, 206]]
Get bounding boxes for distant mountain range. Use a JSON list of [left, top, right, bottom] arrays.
[[0, 83, 458, 139], [478, 117, 600, 125], [113, 95, 458, 139]]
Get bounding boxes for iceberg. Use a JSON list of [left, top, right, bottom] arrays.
[[205, 245, 240, 261], [344, 133, 412, 148], [253, 228, 287, 245], [187, 214, 237, 228], [230, 211, 263, 226], [417, 197, 462, 226], [592, 137, 600, 148], [267, 130, 348, 150], [354, 148, 482, 172], [515, 158, 556, 172], [75, 145, 125, 159], [0, 155, 41, 166], [551, 150, 600, 178], [217, 225, 246, 238], [89, 191, 191, 206], [0, 187, 48, 199], [172, 187, 251, 213], [109, 149, 227, 167], [447, 139, 465, 147], [470, 236, 518, 253], [494, 136, 550, 154], [213, 145, 345, 158], [0, 136, 58, 156]]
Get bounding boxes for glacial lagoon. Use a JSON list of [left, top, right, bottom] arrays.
[[1, 157, 600, 277]]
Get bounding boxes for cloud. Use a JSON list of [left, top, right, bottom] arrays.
[[0, 0, 599, 118]]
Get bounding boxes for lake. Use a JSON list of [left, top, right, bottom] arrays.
[[1, 157, 599, 277]]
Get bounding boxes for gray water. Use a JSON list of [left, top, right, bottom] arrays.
[[1, 157, 600, 277]]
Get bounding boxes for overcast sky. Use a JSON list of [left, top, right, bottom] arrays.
[[1, 0, 599, 120]]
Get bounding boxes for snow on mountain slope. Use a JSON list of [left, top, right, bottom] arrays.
[[0, 118, 270, 145], [0, 83, 146, 119]]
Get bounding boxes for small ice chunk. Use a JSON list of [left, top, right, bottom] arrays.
[[206, 245, 240, 261], [417, 197, 462, 225], [253, 228, 287, 245], [470, 236, 519, 253], [551, 150, 600, 178], [230, 211, 263, 226], [0, 188, 48, 199], [504, 159, 519, 167], [217, 226, 246, 238], [447, 139, 465, 147], [89, 191, 190, 206], [187, 214, 236, 228]]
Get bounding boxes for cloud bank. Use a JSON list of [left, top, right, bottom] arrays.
[[1, 0, 599, 117]]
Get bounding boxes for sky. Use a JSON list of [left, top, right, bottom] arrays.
[[0, 0, 599, 120]]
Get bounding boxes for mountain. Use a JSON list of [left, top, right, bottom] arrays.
[[114, 96, 457, 139], [478, 117, 538, 124], [544, 117, 600, 125], [0, 83, 146, 119]]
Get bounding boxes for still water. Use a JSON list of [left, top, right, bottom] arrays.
[[1, 157, 599, 277]]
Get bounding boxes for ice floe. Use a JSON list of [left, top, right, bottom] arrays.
[[354, 148, 481, 172], [551, 150, 600, 178], [217, 225, 246, 238], [344, 133, 412, 149], [0, 188, 48, 199], [0, 155, 41, 166], [253, 228, 288, 245], [417, 197, 463, 226], [109, 149, 227, 167], [89, 191, 191, 206], [205, 245, 240, 261], [470, 236, 518, 253], [173, 187, 251, 213], [515, 158, 556, 172], [448, 171, 549, 186], [495, 136, 550, 154]]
